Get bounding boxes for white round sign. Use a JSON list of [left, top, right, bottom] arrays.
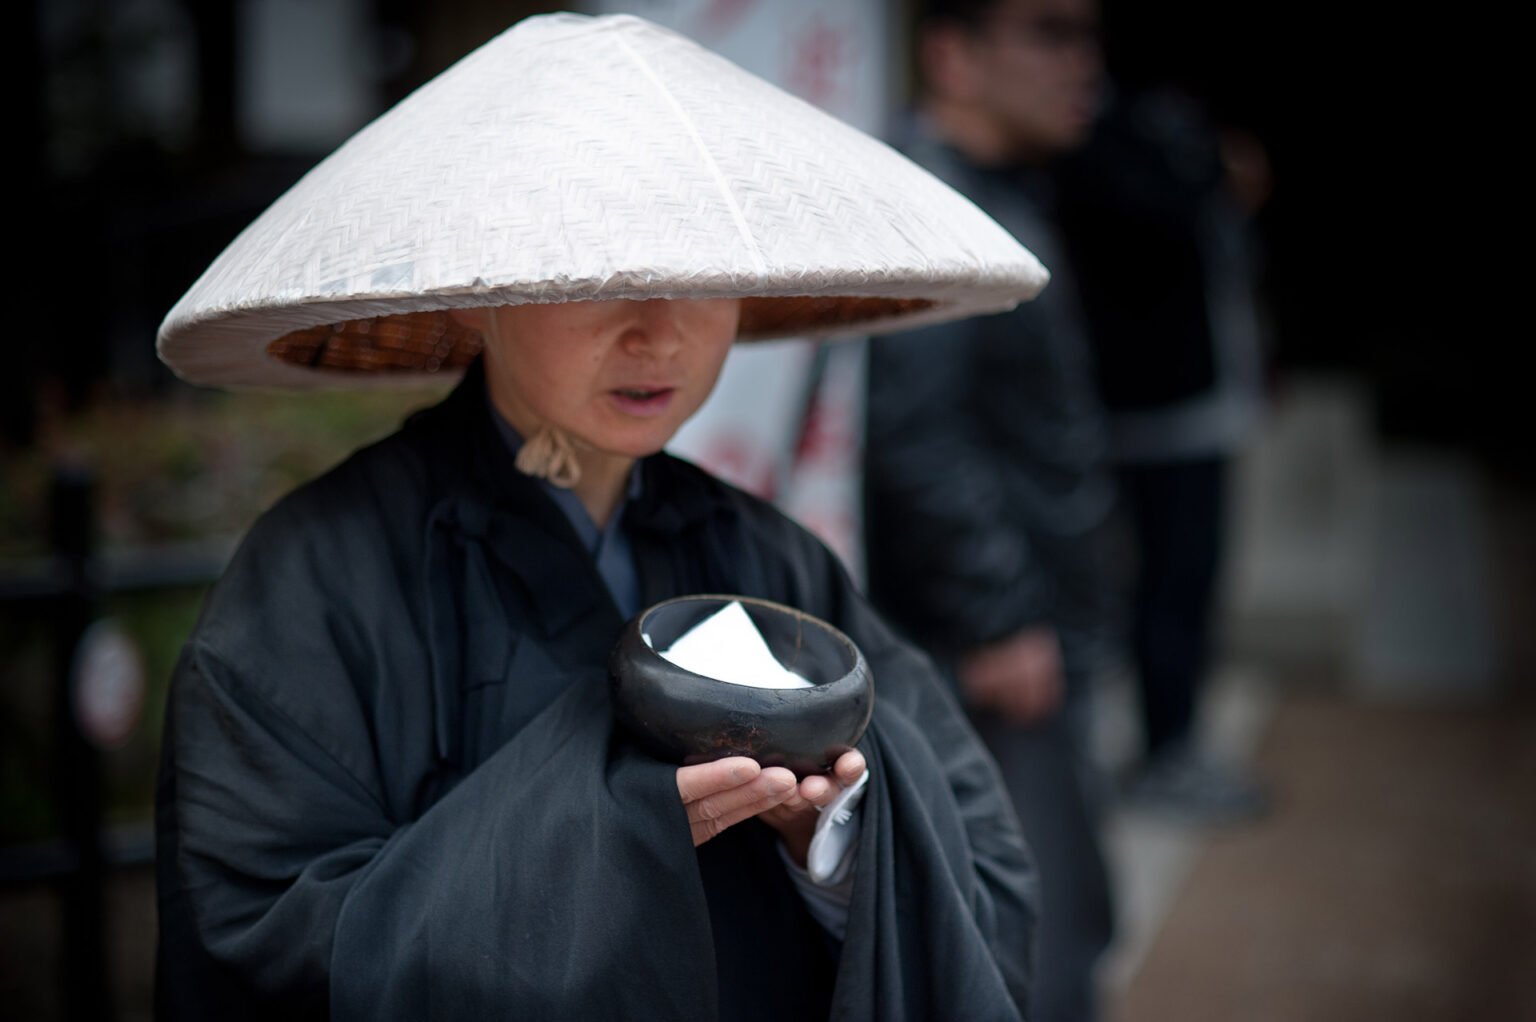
[[71, 619, 147, 750]]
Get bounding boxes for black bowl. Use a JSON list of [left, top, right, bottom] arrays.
[[609, 594, 873, 777]]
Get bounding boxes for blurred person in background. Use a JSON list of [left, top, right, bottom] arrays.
[[863, 0, 1115, 1019], [1056, 82, 1271, 821]]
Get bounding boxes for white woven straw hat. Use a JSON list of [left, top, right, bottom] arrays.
[[157, 12, 1049, 389]]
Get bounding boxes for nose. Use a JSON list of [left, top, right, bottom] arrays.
[[618, 300, 685, 358]]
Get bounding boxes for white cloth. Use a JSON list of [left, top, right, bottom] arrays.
[[775, 767, 869, 941]]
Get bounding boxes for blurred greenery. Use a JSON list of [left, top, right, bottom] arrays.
[[3, 385, 450, 558], [1, 383, 450, 842]]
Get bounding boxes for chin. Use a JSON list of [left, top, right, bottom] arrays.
[[583, 405, 700, 461], [594, 429, 677, 461]]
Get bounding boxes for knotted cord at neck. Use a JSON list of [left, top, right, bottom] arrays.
[[514, 424, 582, 488]]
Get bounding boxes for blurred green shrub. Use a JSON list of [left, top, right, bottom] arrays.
[[2, 385, 449, 557]]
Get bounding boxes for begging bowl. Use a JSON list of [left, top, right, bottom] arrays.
[[608, 594, 873, 777]]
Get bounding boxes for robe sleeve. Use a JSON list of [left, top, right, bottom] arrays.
[[155, 499, 720, 1020], [733, 498, 1040, 1016], [838, 587, 1041, 1012]]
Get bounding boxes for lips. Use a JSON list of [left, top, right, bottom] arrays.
[[608, 385, 678, 418]]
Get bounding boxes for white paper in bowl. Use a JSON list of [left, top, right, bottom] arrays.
[[649, 601, 814, 689]]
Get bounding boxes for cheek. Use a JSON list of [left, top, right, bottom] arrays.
[[694, 338, 735, 394], [544, 328, 602, 380], [506, 343, 584, 417]]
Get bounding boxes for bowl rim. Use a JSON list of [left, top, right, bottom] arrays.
[[630, 593, 866, 697]]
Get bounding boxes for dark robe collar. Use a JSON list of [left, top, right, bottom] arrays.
[[407, 360, 603, 638], [405, 358, 733, 639]]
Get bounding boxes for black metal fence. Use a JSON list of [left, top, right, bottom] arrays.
[[1, 466, 228, 1021]]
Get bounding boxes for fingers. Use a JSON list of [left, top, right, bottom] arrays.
[[680, 763, 798, 847], [779, 750, 865, 813], [789, 751, 860, 806], [831, 750, 867, 787], [761, 753, 871, 867], [676, 757, 760, 803], [676, 752, 871, 848]]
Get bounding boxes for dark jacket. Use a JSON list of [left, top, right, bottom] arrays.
[[1056, 90, 1225, 412], [1056, 88, 1267, 461], [864, 122, 1113, 663], [156, 359, 1037, 1020]]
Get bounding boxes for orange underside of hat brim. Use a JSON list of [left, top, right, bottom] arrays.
[[264, 296, 937, 374]]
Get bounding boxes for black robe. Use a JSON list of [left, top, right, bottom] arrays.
[[155, 360, 1038, 1020]]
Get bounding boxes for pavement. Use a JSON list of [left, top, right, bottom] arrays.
[[1110, 690, 1536, 1022], [1097, 376, 1536, 1021]]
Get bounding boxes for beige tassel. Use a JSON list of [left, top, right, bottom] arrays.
[[515, 423, 583, 488]]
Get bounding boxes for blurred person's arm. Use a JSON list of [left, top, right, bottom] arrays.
[[958, 626, 1064, 724]]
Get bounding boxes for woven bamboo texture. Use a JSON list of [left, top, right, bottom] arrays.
[[158, 13, 1047, 389]]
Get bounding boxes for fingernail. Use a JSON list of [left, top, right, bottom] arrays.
[[767, 776, 794, 795], [729, 763, 754, 783]]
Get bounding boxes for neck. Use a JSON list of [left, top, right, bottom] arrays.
[[571, 449, 635, 529], [486, 385, 635, 529], [921, 99, 1048, 168]]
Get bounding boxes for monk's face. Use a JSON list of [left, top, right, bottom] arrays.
[[472, 298, 741, 460]]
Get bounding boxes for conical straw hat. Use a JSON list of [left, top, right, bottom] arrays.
[[157, 12, 1048, 389]]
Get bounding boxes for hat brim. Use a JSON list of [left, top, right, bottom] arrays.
[[155, 13, 1047, 390], [160, 287, 1030, 390]]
